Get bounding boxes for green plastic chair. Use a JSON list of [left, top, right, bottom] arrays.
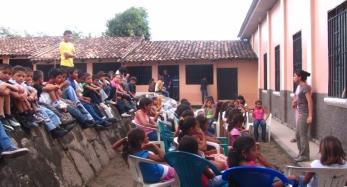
[[157, 121, 174, 153]]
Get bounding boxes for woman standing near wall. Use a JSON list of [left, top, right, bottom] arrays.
[[292, 70, 313, 162]]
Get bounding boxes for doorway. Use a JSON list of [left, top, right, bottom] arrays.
[[217, 68, 238, 100], [158, 65, 179, 100]]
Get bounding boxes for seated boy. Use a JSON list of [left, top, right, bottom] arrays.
[[113, 74, 136, 109], [0, 81, 20, 131], [96, 71, 116, 104], [12, 66, 73, 138], [0, 64, 38, 128], [110, 74, 134, 118], [32, 70, 76, 126], [125, 76, 137, 101], [42, 68, 97, 130], [0, 121, 29, 158]]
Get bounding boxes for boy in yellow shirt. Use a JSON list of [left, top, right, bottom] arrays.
[[59, 30, 76, 68]]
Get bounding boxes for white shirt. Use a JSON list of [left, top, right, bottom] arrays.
[[308, 159, 347, 187]]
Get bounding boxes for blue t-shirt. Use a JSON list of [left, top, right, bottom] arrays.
[[66, 77, 76, 90], [134, 150, 164, 183], [163, 74, 171, 87]]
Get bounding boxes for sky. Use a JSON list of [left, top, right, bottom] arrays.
[[0, 0, 252, 40]]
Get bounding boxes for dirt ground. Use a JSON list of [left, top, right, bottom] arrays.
[[87, 140, 297, 187]]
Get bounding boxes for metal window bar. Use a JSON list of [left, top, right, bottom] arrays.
[[92, 62, 121, 75], [186, 64, 214, 85], [275, 45, 280, 91], [264, 53, 268, 90], [127, 66, 152, 85], [328, 2, 347, 98], [293, 31, 302, 92], [9, 59, 33, 69]]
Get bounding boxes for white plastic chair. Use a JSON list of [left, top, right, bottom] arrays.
[[246, 112, 272, 142], [194, 109, 205, 117], [212, 112, 221, 137], [132, 120, 165, 152], [128, 155, 178, 187], [284, 166, 347, 187]]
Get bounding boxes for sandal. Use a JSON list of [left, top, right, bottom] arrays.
[[290, 138, 297, 143]]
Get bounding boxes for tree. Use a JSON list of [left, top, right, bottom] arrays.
[[0, 26, 21, 38], [104, 7, 151, 40]]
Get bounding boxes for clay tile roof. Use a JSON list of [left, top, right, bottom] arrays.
[[122, 40, 258, 62], [29, 36, 144, 61], [0, 36, 62, 56]]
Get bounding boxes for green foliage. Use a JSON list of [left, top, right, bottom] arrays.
[[104, 7, 151, 40], [0, 26, 21, 38]]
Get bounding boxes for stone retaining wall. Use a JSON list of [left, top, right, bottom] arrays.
[[0, 105, 134, 187]]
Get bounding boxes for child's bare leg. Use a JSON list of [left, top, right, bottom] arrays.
[[22, 99, 32, 110], [0, 95, 4, 116], [4, 89, 11, 115], [47, 90, 58, 102], [12, 100, 25, 113]]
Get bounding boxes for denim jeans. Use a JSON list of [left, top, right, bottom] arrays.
[[156, 90, 169, 97], [62, 86, 80, 103], [253, 120, 266, 139], [147, 130, 173, 145], [83, 88, 102, 104], [38, 107, 61, 131], [67, 105, 87, 124], [115, 100, 132, 114], [207, 175, 227, 187], [38, 102, 63, 118], [120, 94, 136, 109], [207, 118, 215, 134], [81, 102, 105, 124], [0, 121, 13, 155], [103, 86, 111, 96], [201, 89, 208, 104]]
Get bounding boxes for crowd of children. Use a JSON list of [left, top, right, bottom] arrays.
[[0, 64, 139, 159]]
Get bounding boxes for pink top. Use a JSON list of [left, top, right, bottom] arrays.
[[246, 160, 264, 166], [134, 110, 153, 135], [110, 80, 118, 89], [229, 128, 241, 148], [253, 108, 264, 120]]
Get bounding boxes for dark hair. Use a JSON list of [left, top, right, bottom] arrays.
[[63, 30, 72, 36], [138, 98, 152, 110], [24, 67, 33, 73], [118, 66, 127, 74], [294, 69, 311, 81], [48, 68, 63, 79], [178, 116, 197, 141], [236, 95, 246, 105], [77, 69, 85, 78], [178, 136, 199, 155], [181, 101, 191, 107], [181, 110, 194, 118], [319, 136, 347, 165], [227, 114, 244, 132], [92, 75, 99, 81], [176, 105, 191, 117], [196, 115, 207, 129], [214, 101, 223, 120], [33, 70, 44, 81], [67, 67, 77, 75], [180, 98, 188, 103], [121, 129, 146, 165], [206, 96, 214, 103], [228, 136, 256, 167], [129, 76, 137, 81], [12, 65, 26, 74], [59, 68, 67, 75], [255, 100, 262, 105], [148, 78, 154, 84], [0, 64, 12, 71]]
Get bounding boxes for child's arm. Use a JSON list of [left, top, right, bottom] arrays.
[[144, 143, 165, 162], [203, 166, 216, 179], [60, 81, 70, 90], [84, 84, 100, 95], [201, 99, 207, 109], [27, 89, 37, 102], [127, 90, 136, 99], [112, 138, 125, 152], [212, 107, 217, 119], [135, 111, 158, 129], [0, 82, 18, 92], [42, 84, 60, 92], [205, 136, 221, 144], [300, 172, 315, 185], [263, 108, 271, 121]]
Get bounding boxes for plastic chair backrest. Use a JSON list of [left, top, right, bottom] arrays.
[[132, 120, 165, 152], [195, 109, 205, 117], [222, 166, 292, 187], [284, 166, 347, 187], [164, 151, 221, 187], [157, 121, 172, 153], [128, 155, 177, 187]]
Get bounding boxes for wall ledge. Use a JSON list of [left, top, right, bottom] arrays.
[[262, 90, 268, 94], [324, 97, 347, 108], [273, 91, 280, 97]]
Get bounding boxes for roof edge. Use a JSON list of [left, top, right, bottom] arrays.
[[237, 0, 259, 38]]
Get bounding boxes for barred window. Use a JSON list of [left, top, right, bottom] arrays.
[[0, 59, 3, 64], [9, 59, 33, 69], [264, 53, 268, 90], [275, 45, 280, 91], [127, 66, 152, 85], [293, 31, 302, 92], [92, 62, 121, 75], [328, 1, 347, 98], [186, 64, 213, 84]]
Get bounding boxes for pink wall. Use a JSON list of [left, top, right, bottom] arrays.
[[260, 18, 268, 90], [269, 1, 281, 90]]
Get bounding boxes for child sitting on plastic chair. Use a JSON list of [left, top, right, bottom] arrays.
[[248, 100, 270, 143], [227, 136, 298, 187], [178, 136, 227, 187], [112, 128, 175, 183]]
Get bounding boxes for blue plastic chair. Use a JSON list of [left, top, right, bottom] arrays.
[[222, 166, 298, 187], [164, 151, 222, 187]]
